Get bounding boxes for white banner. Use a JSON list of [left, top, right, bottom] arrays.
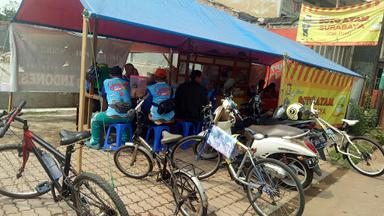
[[0, 23, 132, 92]]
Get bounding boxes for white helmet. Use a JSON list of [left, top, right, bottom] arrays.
[[286, 103, 305, 120]]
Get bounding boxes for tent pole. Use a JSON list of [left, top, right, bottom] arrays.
[[7, 92, 13, 112], [86, 19, 98, 129], [76, 14, 89, 172], [279, 53, 289, 106], [169, 48, 174, 85]]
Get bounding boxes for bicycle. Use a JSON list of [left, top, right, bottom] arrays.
[[0, 101, 129, 216], [113, 98, 208, 216], [171, 122, 305, 215], [309, 101, 384, 176]]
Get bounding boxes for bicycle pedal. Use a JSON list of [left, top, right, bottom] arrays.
[[36, 181, 51, 194]]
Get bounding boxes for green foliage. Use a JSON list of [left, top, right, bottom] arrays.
[[348, 96, 378, 136], [0, 1, 18, 21], [369, 128, 384, 145]]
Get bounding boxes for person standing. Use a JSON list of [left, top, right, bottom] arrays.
[[175, 70, 208, 122], [145, 68, 175, 123], [86, 66, 133, 149]]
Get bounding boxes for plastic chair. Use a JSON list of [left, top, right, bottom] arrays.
[[175, 121, 199, 149], [146, 125, 170, 152], [103, 123, 133, 151], [175, 121, 196, 137]]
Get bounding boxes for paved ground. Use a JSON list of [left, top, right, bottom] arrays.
[[305, 168, 384, 216], [0, 110, 382, 216]]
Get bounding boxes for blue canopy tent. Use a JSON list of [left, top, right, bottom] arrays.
[[15, 0, 360, 77]]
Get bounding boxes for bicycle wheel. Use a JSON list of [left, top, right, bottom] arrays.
[[345, 136, 384, 177], [72, 172, 129, 216], [0, 144, 50, 199], [171, 136, 222, 180], [114, 144, 153, 179], [246, 158, 305, 216], [172, 170, 208, 216]]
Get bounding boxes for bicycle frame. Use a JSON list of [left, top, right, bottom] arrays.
[[16, 117, 76, 197], [312, 111, 361, 159]]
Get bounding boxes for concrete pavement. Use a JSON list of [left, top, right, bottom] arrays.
[[304, 168, 384, 216]]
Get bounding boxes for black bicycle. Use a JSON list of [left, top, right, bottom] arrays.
[[113, 98, 208, 216], [0, 101, 129, 216]]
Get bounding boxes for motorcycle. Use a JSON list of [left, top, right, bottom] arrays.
[[240, 91, 328, 160], [217, 93, 322, 189]]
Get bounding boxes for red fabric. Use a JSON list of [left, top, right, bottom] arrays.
[[268, 28, 297, 41], [16, 0, 83, 32]]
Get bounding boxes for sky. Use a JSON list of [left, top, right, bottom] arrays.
[[0, 0, 21, 11]]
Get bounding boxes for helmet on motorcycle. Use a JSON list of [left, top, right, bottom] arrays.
[[273, 105, 288, 120], [286, 103, 305, 120]]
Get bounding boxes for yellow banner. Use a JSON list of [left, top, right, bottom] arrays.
[[297, 0, 384, 46], [278, 61, 353, 125]]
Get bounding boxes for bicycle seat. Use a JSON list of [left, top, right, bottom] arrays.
[[59, 130, 91, 145], [247, 125, 304, 138], [161, 131, 183, 145], [342, 119, 359, 126]]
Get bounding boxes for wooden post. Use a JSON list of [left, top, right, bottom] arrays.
[[7, 92, 13, 112], [86, 19, 99, 129], [336, 0, 340, 8], [278, 53, 289, 106], [76, 14, 89, 172], [169, 48, 174, 85]]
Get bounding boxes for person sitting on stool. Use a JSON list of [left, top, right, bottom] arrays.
[[145, 68, 174, 125], [86, 66, 133, 149]]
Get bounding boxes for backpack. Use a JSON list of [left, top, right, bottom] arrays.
[[156, 98, 175, 115], [153, 88, 175, 115]]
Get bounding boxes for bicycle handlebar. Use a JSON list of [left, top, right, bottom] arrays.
[[0, 101, 27, 138]]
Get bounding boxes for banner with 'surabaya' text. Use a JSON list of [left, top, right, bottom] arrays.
[[297, 0, 384, 46]]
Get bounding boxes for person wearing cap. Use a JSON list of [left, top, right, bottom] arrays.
[[86, 66, 133, 149], [144, 68, 174, 123]]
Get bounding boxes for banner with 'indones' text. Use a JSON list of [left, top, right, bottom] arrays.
[[297, 0, 384, 46]]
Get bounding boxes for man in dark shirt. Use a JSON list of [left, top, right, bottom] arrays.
[[175, 70, 208, 122]]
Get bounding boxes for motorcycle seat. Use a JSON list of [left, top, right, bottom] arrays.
[[342, 119, 359, 126], [161, 131, 183, 145], [247, 125, 305, 138]]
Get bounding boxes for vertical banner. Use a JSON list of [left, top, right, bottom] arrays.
[[297, 0, 384, 46], [279, 61, 354, 125]]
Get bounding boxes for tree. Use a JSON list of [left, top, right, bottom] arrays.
[[0, 1, 19, 21]]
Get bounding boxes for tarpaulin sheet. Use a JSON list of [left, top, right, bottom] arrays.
[[14, 0, 361, 77], [1, 23, 131, 92]]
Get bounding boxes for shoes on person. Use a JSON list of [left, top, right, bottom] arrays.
[[84, 140, 100, 150]]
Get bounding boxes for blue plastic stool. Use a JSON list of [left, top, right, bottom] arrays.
[[103, 123, 133, 151], [175, 121, 196, 137], [175, 121, 197, 149], [146, 125, 170, 152]]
